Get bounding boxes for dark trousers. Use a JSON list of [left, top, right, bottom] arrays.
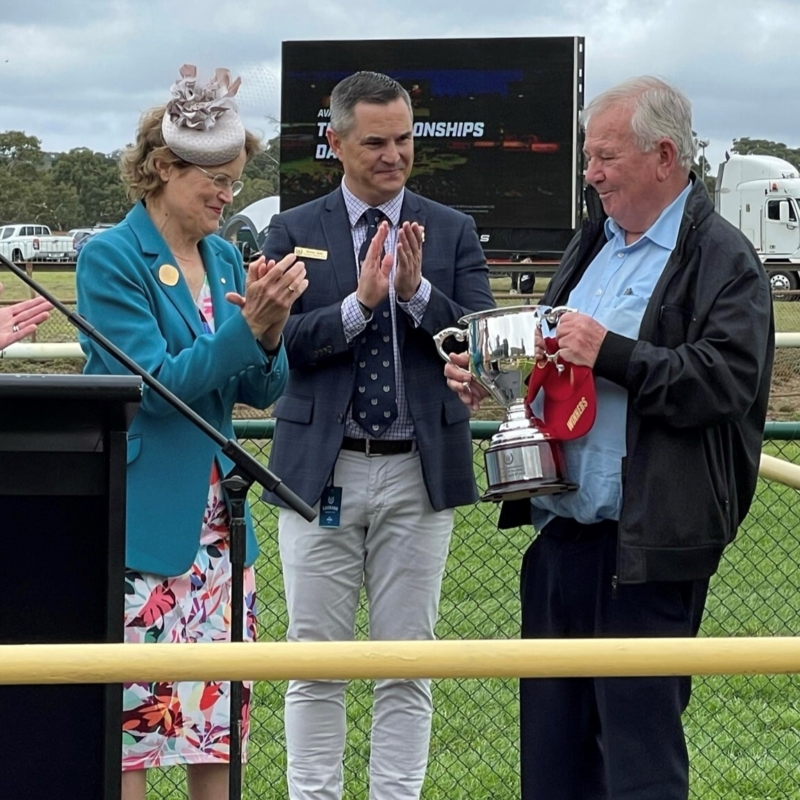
[[520, 518, 709, 800]]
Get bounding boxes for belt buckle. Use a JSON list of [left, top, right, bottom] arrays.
[[364, 439, 380, 457]]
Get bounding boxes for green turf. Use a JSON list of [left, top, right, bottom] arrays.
[[146, 439, 800, 799], [10, 269, 800, 798], [0, 268, 76, 302]]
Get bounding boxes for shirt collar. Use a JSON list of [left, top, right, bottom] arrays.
[[341, 178, 404, 228], [604, 180, 692, 250]]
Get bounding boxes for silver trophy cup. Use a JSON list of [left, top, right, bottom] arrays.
[[434, 305, 578, 502]]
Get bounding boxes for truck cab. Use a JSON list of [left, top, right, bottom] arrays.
[[715, 154, 800, 294]]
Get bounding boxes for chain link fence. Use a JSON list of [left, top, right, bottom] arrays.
[[772, 297, 800, 419], [4, 271, 800, 797], [134, 424, 800, 800], [14, 295, 800, 424]]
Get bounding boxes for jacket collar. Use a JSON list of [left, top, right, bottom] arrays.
[[399, 188, 424, 227], [677, 172, 715, 230], [322, 184, 424, 223], [549, 174, 713, 307], [322, 189, 361, 297], [585, 173, 713, 234], [125, 200, 166, 256], [126, 200, 229, 337]]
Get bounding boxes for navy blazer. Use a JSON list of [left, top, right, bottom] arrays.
[[262, 187, 495, 511], [77, 202, 288, 576]]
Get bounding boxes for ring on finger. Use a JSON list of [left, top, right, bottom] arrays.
[[12, 324, 19, 333], [286, 285, 296, 294], [461, 381, 471, 393]]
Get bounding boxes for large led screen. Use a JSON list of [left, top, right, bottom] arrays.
[[280, 37, 584, 231]]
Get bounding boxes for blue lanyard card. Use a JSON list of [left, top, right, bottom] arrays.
[[319, 485, 342, 528]]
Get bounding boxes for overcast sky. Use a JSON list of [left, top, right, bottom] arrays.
[[1, 0, 798, 175]]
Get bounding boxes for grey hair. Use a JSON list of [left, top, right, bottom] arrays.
[[329, 71, 412, 137], [582, 76, 696, 170]]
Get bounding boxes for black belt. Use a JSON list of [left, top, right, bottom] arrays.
[[341, 437, 417, 456], [541, 516, 618, 542]]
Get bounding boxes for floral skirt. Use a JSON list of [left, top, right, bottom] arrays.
[[121, 469, 257, 770]]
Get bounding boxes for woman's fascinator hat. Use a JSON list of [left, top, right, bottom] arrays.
[[161, 64, 245, 166]]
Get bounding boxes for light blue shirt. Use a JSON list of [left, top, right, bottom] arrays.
[[530, 181, 692, 529]]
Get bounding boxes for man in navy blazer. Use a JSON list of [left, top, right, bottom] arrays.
[[262, 72, 494, 800]]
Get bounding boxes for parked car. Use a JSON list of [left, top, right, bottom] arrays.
[[74, 231, 99, 257], [0, 223, 74, 262], [70, 229, 94, 255], [70, 224, 116, 258]]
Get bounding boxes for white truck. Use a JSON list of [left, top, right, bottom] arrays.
[[0, 223, 75, 262], [715, 154, 800, 294]]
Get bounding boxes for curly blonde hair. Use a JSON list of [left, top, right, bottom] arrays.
[[119, 105, 263, 202]]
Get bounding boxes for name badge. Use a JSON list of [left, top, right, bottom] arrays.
[[294, 246, 328, 260], [319, 486, 342, 528]]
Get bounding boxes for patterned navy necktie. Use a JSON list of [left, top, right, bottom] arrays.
[[352, 208, 397, 436]]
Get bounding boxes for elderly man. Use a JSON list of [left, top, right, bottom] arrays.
[[262, 71, 494, 800], [447, 76, 774, 799]]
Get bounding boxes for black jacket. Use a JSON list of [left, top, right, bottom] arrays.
[[500, 177, 774, 583]]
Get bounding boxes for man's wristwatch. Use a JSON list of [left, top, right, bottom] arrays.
[[357, 299, 373, 319]]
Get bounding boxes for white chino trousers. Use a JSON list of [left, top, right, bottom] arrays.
[[279, 449, 454, 800]]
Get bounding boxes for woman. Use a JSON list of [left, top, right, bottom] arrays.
[[76, 64, 307, 800]]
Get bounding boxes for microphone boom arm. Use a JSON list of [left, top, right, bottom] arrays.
[[0, 253, 316, 521]]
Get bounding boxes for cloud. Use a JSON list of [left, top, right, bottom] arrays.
[[0, 0, 114, 26], [0, 0, 797, 164]]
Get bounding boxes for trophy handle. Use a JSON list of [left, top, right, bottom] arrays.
[[433, 327, 468, 362], [541, 305, 576, 326]]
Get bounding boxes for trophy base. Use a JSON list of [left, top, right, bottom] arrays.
[[482, 435, 577, 503], [481, 479, 578, 503]]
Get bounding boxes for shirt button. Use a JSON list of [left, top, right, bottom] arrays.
[[595, 289, 602, 296], [617, 252, 624, 258]]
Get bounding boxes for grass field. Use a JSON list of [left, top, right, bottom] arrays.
[[6, 270, 800, 797], [6, 268, 800, 330], [144, 440, 800, 800], [8, 271, 800, 421], [0, 268, 76, 301]]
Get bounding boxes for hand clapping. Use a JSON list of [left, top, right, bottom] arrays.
[[356, 221, 393, 310], [226, 253, 308, 350], [395, 221, 424, 302]]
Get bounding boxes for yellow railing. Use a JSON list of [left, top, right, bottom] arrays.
[[3, 638, 800, 685]]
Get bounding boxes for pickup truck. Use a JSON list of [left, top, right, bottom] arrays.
[[0, 223, 75, 262]]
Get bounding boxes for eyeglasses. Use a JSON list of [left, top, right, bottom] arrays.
[[193, 165, 244, 197]]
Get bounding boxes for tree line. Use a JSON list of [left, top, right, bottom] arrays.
[[731, 137, 800, 166], [0, 130, 797, 232], [0, 131, 279, 231]]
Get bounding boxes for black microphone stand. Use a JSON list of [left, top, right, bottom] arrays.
[[221, 471, 249, 799], [0, 254, 316, 800]]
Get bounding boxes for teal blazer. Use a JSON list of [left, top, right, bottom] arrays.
[[76, 202, 288, 576]]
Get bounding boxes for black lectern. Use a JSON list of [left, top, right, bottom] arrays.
[[0, 374, 141, 800]]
